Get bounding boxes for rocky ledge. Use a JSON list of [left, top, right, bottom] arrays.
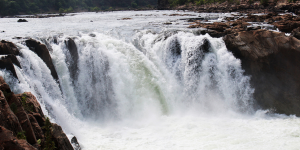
[[0, 76, 77, 150], [224, 29, 300, 115], [189, 13, 300, 39]]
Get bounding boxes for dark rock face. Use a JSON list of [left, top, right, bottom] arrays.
[[52, 123, 74, 150], [0, 40, 19, 55], [25, 39, 59, 82], [0, 41, 21, 80], [224, 29, 300, 116], [65, 38, 79, 81], [0, 85, 22, 136], [0, 126, 37, 150], [71, 136, 81, 150], [0, 56, 19, 79], [291, 27, 300, 40], [17, 19, 28, 22]]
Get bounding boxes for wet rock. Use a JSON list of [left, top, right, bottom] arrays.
[[89, 33, 96, 37], [0, 126, 37, 150], [200, 30, 225, 38], [163, 22, 172, 25], [64, 38, 79, 81], [291, 27, 300, 40], [4, 55, 21, 68], [247, 26, 262, 31], [224, 29, 300, 116], [25, 39, 59, 82], [71, 136, 81, 150], [17, 19, 28, 22], [0, 40, 19, 55], [52, 123, 74, 150], [0, 56, 19, 79]]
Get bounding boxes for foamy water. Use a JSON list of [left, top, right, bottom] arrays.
[[0, 11, 300, 150]]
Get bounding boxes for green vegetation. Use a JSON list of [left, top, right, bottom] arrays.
[[0, 0, 158, 16], [21, 93, 34, 112], [17, 131, 26, 140], [37, 139, 41, 146], [43, 117, 56, 150]]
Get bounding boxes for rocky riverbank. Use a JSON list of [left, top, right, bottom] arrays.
[[159, 0, 300, 14], [0, 40, 80, 150], [0, 76, 78, 150]]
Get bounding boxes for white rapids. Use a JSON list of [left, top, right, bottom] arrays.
[[0, 11, 300, 150]]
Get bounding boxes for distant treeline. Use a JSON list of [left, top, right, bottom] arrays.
[[0, 0, 158, 16], [167, 0, 298, 7]]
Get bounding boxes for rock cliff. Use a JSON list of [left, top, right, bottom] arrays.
[[224, 29, 300, 116], [0, 76, 74, 150]]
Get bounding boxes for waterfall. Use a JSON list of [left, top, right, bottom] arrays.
[[1, 30, 254, 122]]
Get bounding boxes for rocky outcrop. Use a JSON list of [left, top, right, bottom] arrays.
[[0, 126, 37, 150], [272, 14, 300, 33], [71, 136, 81, 150], [0, 40, 19, 55], [0, 56, 19, 79], [52, 123, 74, 150], [25, 39, 59, 82], [65, 38, 79, 81], [223, 29, 300, 116], [0, 76, 74, 150], [0, 81, 22, 136], [190, 13, 300, 37]]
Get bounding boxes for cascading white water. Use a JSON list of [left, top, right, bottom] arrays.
[[0, 11, 300, 150]]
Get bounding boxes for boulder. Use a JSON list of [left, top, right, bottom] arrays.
[[0, 126, 37, 150], [71, 136, 81, 150], [25, 39, 59, 82], [17, 19, 28, 22], [0, 40, 19, 55], [224, 29, 300, 116], [52, 123, 74, 150]]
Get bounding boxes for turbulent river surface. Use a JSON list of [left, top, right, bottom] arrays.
[[1, 10, 300, 150]]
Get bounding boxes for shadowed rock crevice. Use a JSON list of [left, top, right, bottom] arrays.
[[64, 38, 79, 82]]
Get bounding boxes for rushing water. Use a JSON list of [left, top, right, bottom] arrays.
[[1, 11, 300, 150]]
